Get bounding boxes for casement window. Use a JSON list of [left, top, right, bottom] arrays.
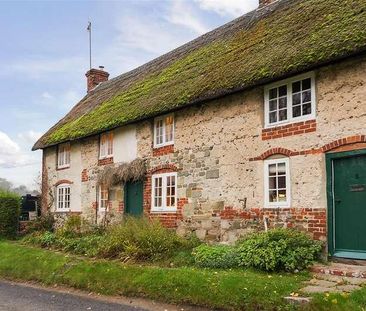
[[99, 132, 113, 159], [264, 73, 315, 127], [154, 114, 174, 147], [99, 184, 109, 211], [56, 184, 71, 211], [151, 172, 177, 212], [264, 158, 291, 208], [57, 143, 70, 168]]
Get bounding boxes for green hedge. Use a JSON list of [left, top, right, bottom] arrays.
[[0, 191, 21, 238]]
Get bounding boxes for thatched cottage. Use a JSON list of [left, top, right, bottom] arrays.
[[33, 0, 366, 259]]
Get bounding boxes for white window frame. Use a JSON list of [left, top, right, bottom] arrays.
[[264, 72, 316, 128], [98, 185, 109, 212], [56, 184, 71, 212], [264, 158, 291, 208], [57, 142, 70, 169], [151, 172, 177, 212], [153, 114, 175, 148], [99, 132, 113, 159]]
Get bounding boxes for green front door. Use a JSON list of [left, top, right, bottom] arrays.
[[124, 181, 143, 216], [330, 153, 366, 259]]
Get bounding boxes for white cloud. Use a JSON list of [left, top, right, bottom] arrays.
[[0, 131, 37, 168], [17, 130, 42, 144], [41, 92, 54, 100], [194, 0, 258, 17], [39, 89, 82, 110], [166, 0, 209, 34]]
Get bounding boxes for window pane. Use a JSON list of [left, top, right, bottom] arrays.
[[279, 97, 287, 109], [302, 90, 311, 103], [278, 189, 287, 202], [292, 81, 301, 93], [302, 78, 311, 90], [269, 177, 277, 190], [269, 112, 277, 123], [269, 164, 277, 176], [279, 85, 287, 97], [279, 109, 287, 121], [269, 88, 277, 99], [277, 163, 286, 174], [269, 190, 277, 203], [293, 93, 301, 106], [278, 176, 286, 189], [269, 100, 277, 112], [302, 103, 312, 115], [293, 105, 301, 117]]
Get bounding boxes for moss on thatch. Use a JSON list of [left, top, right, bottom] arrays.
[[34, 0, 366, 149], [97, 158, 146, 188]]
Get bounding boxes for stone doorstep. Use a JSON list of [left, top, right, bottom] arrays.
[[311, 263, 366, 279]]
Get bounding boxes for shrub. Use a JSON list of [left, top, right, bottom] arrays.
[[26, 213, 55, 233], [193, 244, 239, 269], [237, 229, 322, 272], [0, 191, 21, 238], [57, 215, 83, 238], [23, 231, 57, 248], [97, 217, 192, 261]]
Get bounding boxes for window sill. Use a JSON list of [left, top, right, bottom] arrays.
[[57, 165, 70, 171], [55, 209, 71, 213], [98, 157, 114, 166], [262, 119, 316, 140], [264, 204, 290, 209], [150, 209, 177, 214]]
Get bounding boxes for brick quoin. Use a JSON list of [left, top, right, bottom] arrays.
[[219, 207, 327, 240], [152, 144, 174, 156], [143, 164, 184, 228], [118, 201, 124, 212], [262, 120, 317, 141], [250, 135, 366, 161], [81, 169, 89, 182], [41, 152, 49, 213], [98, 157, 114, 166]]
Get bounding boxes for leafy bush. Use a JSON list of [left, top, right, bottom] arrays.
[[23, 231, 57, 247], [26, 213, 55, 233], [57, 214, 83, 238], [97, 217, 195, 261], [237, 229, 322, 272], [0, 191, 21, 238], [193, 244, 239, 269]]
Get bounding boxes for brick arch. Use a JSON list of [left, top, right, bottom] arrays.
[[148, 164, 179, 174], [322, 135, 366, 152], [253, 147, 293, 161], [54, 179, 73, 187]]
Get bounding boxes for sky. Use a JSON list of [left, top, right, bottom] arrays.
[[0, 0, 258, 190]]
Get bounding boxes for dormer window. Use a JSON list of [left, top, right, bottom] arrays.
[[57, 142, 70, 169], [99, 132, 113, 159], [264, 73, 315, 128], [154, 114, 174, 148]]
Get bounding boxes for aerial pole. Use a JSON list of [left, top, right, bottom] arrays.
[[87, 21, 92, 70]]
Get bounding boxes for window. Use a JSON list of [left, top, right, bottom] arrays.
[[56, 184, 71, 211], [154, 114, 174, 147], [57, 143, 70, 168], [265, 73, 315, 127], [264, 158, 290, 208], [99, 184, 109, 211], [151, 172, 177, 212], [99, 132, 113, 159]]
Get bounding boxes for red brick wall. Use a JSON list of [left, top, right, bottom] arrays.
[[219, 207, 326, 240], [262, 120, 316, 140], [98, 157, 114, 166], [152, 144, 174, 156], [81, 169, 89, 182], [41, 151, 49, 213]]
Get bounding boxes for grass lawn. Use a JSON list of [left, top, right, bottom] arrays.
[[0, 240, 308, 311]]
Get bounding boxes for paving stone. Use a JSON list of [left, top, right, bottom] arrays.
[[301, 286, 342, 294], [342, 277, 366, 286], [336, 285, 361, 292], [314, 274, 346, 284], [284, 296, 312, 305]]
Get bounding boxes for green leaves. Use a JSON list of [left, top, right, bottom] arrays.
[[0, 191, 21, 238]]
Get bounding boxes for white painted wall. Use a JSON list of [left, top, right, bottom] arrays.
[[113, 125, 137, 163]]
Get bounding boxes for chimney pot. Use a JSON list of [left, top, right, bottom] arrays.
[[85, 67, 109, 93]]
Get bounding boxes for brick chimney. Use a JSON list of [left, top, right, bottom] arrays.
[[259, 0, 277, 8], [85, 66, 109, 92]]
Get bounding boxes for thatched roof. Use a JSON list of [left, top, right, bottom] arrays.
[[33, 0, 366, 150], [97, 158, 146, 188]]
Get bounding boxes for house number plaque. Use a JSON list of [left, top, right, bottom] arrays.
[[350, 184, 365, 192]]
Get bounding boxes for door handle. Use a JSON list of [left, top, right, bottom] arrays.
[[335, 199, 342, 204]]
